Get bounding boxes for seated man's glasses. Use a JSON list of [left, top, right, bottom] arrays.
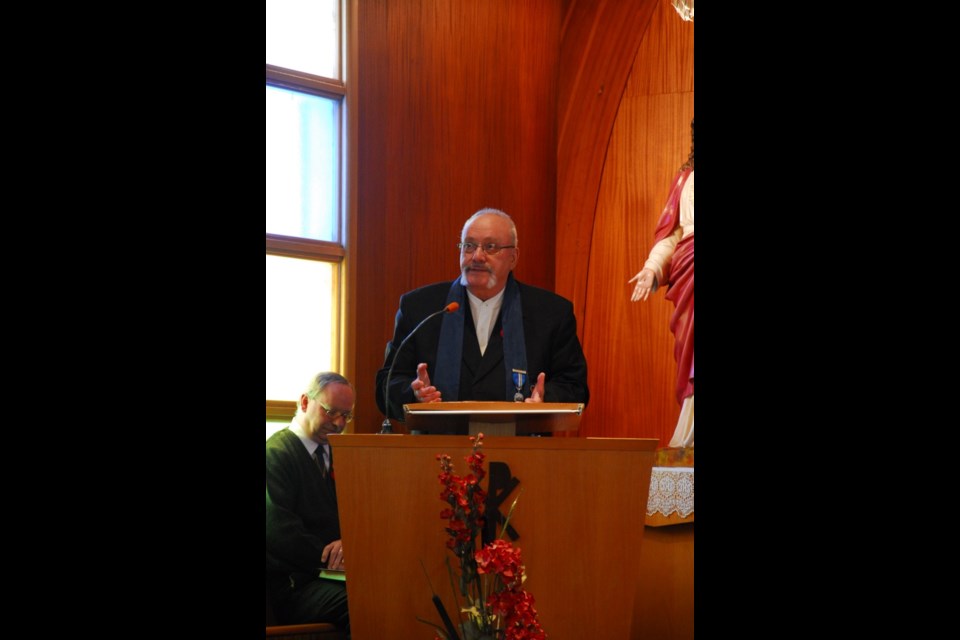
[[457, 242, 516, 255], [319, 402, 354, 423]]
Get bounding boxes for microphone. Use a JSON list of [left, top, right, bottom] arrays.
[[380, 301, 460, 434]]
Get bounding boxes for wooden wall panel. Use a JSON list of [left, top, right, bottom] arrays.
[[556, 0, 659, 317], [353, 0, 562, 432], [579, 0, 694, 443], [347, 0, 692, 442]]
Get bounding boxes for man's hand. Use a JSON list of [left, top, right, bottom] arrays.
[[411, 362, 442, 402], [525, 372, 546, 403], [321, 539, 345, 571]]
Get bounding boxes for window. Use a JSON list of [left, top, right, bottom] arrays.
[[266, 0, 350, 425]]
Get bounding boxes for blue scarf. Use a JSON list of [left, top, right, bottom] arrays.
[[433, 273, 529, 400]]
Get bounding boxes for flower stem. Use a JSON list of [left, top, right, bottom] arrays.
[[432, 594, 461, 640], [444, 556, 462, 621], [498, 488, 523, 540]]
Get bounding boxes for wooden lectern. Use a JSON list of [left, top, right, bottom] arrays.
[[403, 401, 585, 436], [328, 434, 658, 640]]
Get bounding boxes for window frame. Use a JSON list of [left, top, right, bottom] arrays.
[[266, 0, 357, 423]]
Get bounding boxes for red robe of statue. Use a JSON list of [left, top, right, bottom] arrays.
[[652, 169, 694, 407]]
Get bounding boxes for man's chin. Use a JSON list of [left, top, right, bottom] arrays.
[[470, 276, 497, 290], [461, 272, 492, 288]]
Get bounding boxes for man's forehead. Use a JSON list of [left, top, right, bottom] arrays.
[[324, 383, 354, 401], [464, 216, 509, 238]]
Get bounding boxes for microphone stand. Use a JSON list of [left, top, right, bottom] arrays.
[[379, 362, 400, 434], [380, 303, 458, 434]]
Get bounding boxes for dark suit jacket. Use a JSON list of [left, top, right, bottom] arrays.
[[266, 430, 340, 576], [375, 278, 589, 421]]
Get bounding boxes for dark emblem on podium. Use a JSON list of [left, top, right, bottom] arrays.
[[483, 461, 520, 546]]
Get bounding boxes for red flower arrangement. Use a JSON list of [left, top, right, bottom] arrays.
[[422, 433, 546, 640]]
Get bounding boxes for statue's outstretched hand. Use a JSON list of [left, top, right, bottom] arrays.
[[629, 268, 657, 302]]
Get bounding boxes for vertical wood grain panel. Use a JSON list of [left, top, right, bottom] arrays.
[[556, 0, 659, 317], [332, 435, 656, 639], [579, 0, 694, 443], [348, 0, 692, 441], [354, 0, 562, 432]]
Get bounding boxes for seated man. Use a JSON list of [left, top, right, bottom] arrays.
[[266, 371, 353, 630]]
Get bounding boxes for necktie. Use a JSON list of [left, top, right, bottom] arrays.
[[314, 446, 328, 478]]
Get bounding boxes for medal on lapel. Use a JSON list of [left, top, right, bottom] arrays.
[[512, 369, 527, 402]]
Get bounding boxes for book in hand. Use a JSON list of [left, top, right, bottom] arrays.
[[318, 568, 346, 582]]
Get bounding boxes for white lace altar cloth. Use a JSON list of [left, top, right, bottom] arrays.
[[645, 466, 694, 518]]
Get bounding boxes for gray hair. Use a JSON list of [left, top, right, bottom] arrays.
[[461, 208, 518, 246], [298, 371, 353, 415]]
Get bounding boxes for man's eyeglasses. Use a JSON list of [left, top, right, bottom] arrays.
[[458, 242, 516, 255], [319, 402, 354, 423]]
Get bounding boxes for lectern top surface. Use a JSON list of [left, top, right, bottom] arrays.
[[403, 401, 583, 415]]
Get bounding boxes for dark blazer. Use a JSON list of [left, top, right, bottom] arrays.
[[375, 277, 589, 421], [266, 430, 340, 577]]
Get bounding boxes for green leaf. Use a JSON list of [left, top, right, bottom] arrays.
[[415, 616, 449, 638]]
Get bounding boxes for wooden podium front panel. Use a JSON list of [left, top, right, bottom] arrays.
[[632, 521, 694, 640], [329, 435, 657, 640]]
